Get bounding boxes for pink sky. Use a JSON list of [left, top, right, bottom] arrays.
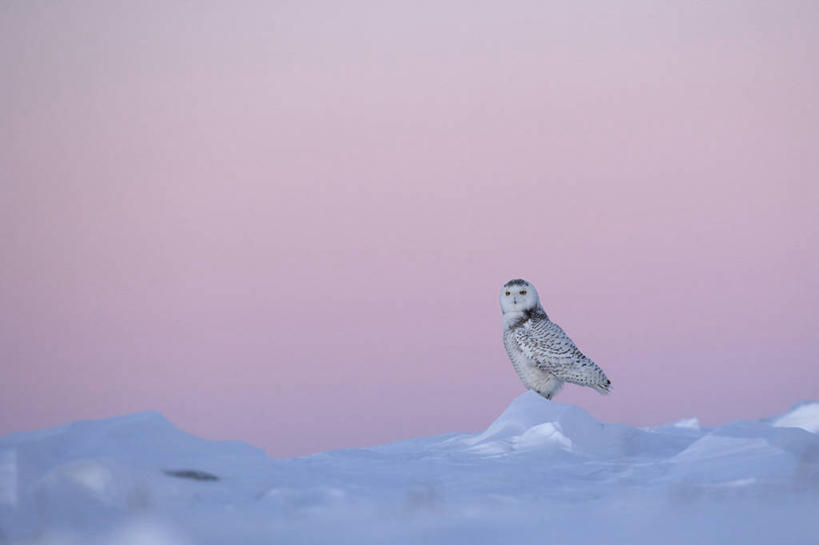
[[1, 1, 818, 457]]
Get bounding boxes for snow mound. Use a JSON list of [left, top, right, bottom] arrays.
[[2, 393, 818, 545], [460, 391, 589, 454], [672, 417, 700, 429], [460, 391, 690, 459], [772, 402, 819, 433]]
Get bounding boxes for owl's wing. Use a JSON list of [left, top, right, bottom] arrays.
[[513, 319, 611, 392]]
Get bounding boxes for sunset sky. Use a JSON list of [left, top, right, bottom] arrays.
[[1, 1, 818, 457]]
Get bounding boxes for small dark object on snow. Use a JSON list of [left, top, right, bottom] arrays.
[[163, 469, 220, 481]]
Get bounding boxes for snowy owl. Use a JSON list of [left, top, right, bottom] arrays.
[[500, 278, 611, 400]]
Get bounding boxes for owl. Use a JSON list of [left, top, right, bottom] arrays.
[[500, 278, 611, 400]]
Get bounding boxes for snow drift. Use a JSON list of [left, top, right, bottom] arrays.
[[1, 393, 817, 544]]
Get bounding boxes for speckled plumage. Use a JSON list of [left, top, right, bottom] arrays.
[[500, 279, 611, 400]]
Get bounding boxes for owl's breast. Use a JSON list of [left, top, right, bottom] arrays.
[[503, 326, 538, 386]]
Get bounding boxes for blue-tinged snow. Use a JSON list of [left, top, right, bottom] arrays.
[[1, 392, 818, 544], [772, 401, 819, 433]]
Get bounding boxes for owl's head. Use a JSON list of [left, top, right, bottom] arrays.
[[499, 278, 541, 314]]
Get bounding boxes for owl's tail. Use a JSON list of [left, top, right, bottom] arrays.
[[593, 377, 612, 395]]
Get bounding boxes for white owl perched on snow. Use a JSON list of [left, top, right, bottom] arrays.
[[501, 278, 611, 400]]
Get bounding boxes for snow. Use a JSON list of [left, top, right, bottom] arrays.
[[773, 402, 819, 433], [0, 449, 16, 506], [1, 393, 818, 544], [672, 417, 700, 429]]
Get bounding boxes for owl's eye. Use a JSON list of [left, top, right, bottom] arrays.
[[505, 291, 511, 296], [520, 290, 527, 295]]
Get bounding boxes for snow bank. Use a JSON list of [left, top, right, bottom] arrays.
[[772, 402, 819, 433], [1, 394, 817, 545]]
